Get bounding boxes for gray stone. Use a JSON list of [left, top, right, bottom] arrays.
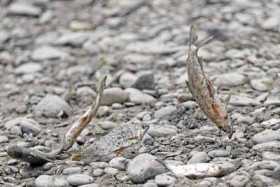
[[208, 149, 230, 158], [252, 129, 280, 144], [119, 72, 137, 88], [98, 121, 117, 130], [5, 117, 41, 136], [32, 46, 68, 61], [56, 32, 90, 47], [188, 151, 209, 164], [143, 181, 158, 187], [104, 167, 119, 175], [214, 72, 247, 87], [147, 125, 177, 137], [79, 184, 99, 187], [262, 152, 280, 161], [264, 96, 280, 106], [229, 95, 260, 106], [253, 141, 280, 152], [0, 136, 8, 143], [154, 106, 176, 120], [8, 3, 42, 17], [66, 174, 94, 186], [109, 157, 128, 170], [126, 88, 156, 104], [261, 17, 279, 30], [101, 88, 129, 105], [0, 31, 9, 45], [34, 95, 72, 118], [127, 153, 166, 183], [252, 174, 279, 186], [229, 174, 250, 187], [250, 78, 273, 91], [92, 168, 104, 177], [155, 173, 176, 186], [126, 41, 179, 54], [62, 167, 82, 175], [133, 71, 155, 90], [35, 175, 70, 187], [76, 86, 97, 104], [15, 63, 42, 74]]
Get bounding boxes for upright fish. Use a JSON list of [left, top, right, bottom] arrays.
[[186, 25, 232, 136]]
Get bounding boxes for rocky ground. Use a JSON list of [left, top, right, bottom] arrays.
[[1, 0, 280, 186]]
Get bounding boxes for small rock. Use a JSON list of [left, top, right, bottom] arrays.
[[101, 88, 129, 105], [34, 95, 72, 118], [133, 71, 155, 90], [76, 86, 97, 104], [155, 173, 176, 186], [262, 152, 280, 161], [92, 168, 104, 177], [229, 174, 250, 187], [0, 136, 9, 143], [214, 72, 247, 87], [35, 175, 70, 187], [63, 167, 82, 175], [143, 181, 158, 187], [188, 151, 209, 164], [109, 157, 128, 170], [253, 141, 280, 152], [66, 174, 94, 186], [250, 78, 273, 91], [127, 153, 166, 183], [32, 46, 68, 61], [5, 117, 41, 136], [154, 106, 176, 120], [261, 17, 279, 30], [208, 149, 230, 158], [252, 129, 280, 144], [104, 167, 119, 175], [264, 96, 280, 106], [126, 88, 156, 104], [79, 184, 99, 187], [56, 32, 90, 47], [229, 95, 260, 106], [70, 20, 93, 31], [126, 41, 179, 54], [8, 3, 41, 17], [147, 125, 177, 137], [119, 72, 137, 88], [0, 32, 10, 45], [15, 63, 42, 74]]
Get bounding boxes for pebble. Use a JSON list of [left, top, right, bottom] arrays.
[[143, 182, 158, 187], [0, 32, 9, 45], [250, 78, 273, 91], [98, 121, 117, 130], [214, 72, 247, 87], [8, 3, 42, 17], [155, 173, 176, 186], [66, 174, 94, 186], [188, 151, 210, 164], [5, 117, 41, 136], [208, 149, 230, 158], [63, 167, 82, 175], [261, 17, 279, 30], [35, 175, 70, 187], [92, 168, 104, 177], [104, 167, 119, 175], [109, 157, 128, 170], [56, 32, 90, 47], [126, 41, 179, 54], [252, 129, 280, 144], [133, 71, 155, 90], [15, 63, 42, 74], [32, 46, 68, 61], [228, 174, 250, 187], [262, 152, 280, 161], [154, 106, 177, 120], [79, 184, 99, 187], [76, 86, 97, 104], [127, 153, 166, 183], [101, 88, 129, 105], [126, 88, 156, 104], [119, 72, 137, 88], [229, 95, 260, 106], [147, 125, 177, 137], [0, 135, 9, 143], [253, 141, 280, 152], [34, 95, 72, 118]]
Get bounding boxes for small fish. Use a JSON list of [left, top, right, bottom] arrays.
[[186, 25, 232, 136]]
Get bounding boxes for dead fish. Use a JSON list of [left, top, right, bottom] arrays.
[[186, 25, 232, 136]]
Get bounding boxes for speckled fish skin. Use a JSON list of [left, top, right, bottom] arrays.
[[81, 120, 144, 162], [186, 26, 231, 134]]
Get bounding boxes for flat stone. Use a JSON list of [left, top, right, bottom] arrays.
[[15, 63, 42, 74], [98, 121, 117, 130], [5, 117, 41, 136], [63, 167, 82, 175], [127, 153, 166, 183], [147, 125, 177, 137], [56, 32, 90, 47], [229, 95, 260, 106], [252, 129, 280, 144], [188, 151, 209, 164], [155, 173, 176, 186], [154, 106, 177, 120], [101, 88, 129, 105], [34, 95, 72, 118], [133, 71, 155, 90], [214, 72, 247, 87], [8, 3, 42, 17], [79, 184, 99, 187], [250, 78, 273, 91], [32, 46, 68, 61], [262, 152, 280, 161], [126, 41, 179, 54], [119, 72, 137, 88], [253, 141, 280, 152], [35, 175, 70, 187], [104, 167, 119, 175], [126, 88, 156, 104], [208, 149, 230, 158], [66, 174, 94, 186]]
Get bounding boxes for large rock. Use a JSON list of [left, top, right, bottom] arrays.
[[34, 95, 72, 118], [127, 153, 166, 183]]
